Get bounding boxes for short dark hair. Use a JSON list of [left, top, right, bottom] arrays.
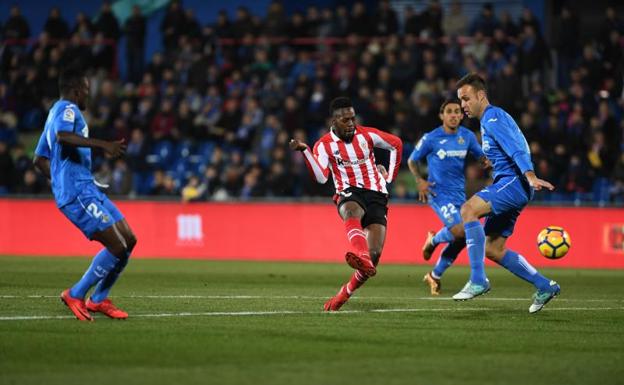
[[456, 73, 487, 93], [439, 98, 462, 113], [330, 97, 353, 116], [58, 67, 86, 95]]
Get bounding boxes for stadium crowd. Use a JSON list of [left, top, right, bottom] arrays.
[[0, 0, 623, 204]]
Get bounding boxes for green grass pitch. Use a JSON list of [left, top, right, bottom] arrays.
[[1, 256, 623, 385]]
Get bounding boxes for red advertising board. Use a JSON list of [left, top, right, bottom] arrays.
[[1, 199, 623, 268]]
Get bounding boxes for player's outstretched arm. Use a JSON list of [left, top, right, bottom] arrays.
[[57, 132, 126, 158], [289, 138, 329, 183], [33, 155, 51, 179], [525, 171, 555, 191], [288, 138, 307, 152]]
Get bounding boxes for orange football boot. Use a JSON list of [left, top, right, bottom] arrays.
[[86, 299, 128, 319], [345, 251, 376, 277], [60, 289, 93, 321], [324, 285, 351, 311]]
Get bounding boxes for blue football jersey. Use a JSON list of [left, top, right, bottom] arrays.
[[480, 105, 533, 181], [35, 100, 94, 207], [409, 125, 484, 201]]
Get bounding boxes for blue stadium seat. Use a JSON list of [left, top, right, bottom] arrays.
[[146, 140, 175, 169]]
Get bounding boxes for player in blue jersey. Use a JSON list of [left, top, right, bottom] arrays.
[[33, 68, 135, 321], [408, 99, 488, 295], [454, 73, 559, 313]]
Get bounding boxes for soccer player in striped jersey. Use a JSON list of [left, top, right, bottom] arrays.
[[289, 97, 403, 311], [455, 73, 560, 313], [408, 99, 489, 295]]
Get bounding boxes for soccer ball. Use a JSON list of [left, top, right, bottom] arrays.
[[537, 226, 571, 259]]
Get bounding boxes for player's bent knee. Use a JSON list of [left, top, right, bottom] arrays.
[[369, 249, 382, 266], [485, 245, 505, 262], [460, 203, 477, 222], [450, 225, 465, 239], [127, 234, 137, 253], [109, 245, 127, 261]]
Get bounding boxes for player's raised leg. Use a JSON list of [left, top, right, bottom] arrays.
[[485, 235, 560, 313], [453, 195, 491, 300], [423, 226, 456, 261], [340, 200, 376, 277], [324, 223, 386, 311], [424, 222, 465, 295], [425, 238, 466, 295]]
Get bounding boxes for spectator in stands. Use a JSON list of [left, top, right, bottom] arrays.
[[3, 5, 30, 43], [0, 140, 15, 194], [124, 5, 146, 84], [373, 0, 398, 36], [418, 0, 443, 38], [43, 7, 69, 41], [470, 2, 499, 37], [1, 1, 623, 204], [443, 1, 468, 37], [95, 1, 120, 43]]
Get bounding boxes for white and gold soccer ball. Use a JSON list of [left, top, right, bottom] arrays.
[[537, 226, 571, 259]]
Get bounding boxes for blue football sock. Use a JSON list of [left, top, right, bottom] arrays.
[[69, 248, 119, 299], [464, 221, 487, 285], [90, 256, 129, 303], [432, 227, 455, 246], [498, 250, 552, 291], [433, 239, 465, 278]]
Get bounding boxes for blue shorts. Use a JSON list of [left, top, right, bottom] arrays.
[[476, 176, 533, 237], [60, 189, 124, 239], [429, 194, 463, 229]]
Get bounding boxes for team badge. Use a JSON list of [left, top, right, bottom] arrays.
[[457, 136, 465, 145]]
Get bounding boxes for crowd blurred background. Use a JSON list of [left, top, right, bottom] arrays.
[[0, 0, 623, 205]]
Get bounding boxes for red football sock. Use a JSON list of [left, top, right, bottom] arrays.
[[344, 218, 369, 256], [346, 270, 369, 295]]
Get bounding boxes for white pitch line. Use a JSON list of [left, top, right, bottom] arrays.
[[0, 306, 623, 322], [0, 294, 621, 303]]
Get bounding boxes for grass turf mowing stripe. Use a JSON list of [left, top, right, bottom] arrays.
[[0, 294, 622, 303], [1, 306, 623, 321]]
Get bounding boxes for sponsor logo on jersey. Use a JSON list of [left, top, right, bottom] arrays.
[[436, 149, 467, 160], [336, 157, 367, 166]]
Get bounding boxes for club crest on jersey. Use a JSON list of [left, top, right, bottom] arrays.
[[457, 136, 465, 145], [62, 107, 75, 123]]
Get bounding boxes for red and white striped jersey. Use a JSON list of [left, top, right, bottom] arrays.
[[301, 125, 403, 194]]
